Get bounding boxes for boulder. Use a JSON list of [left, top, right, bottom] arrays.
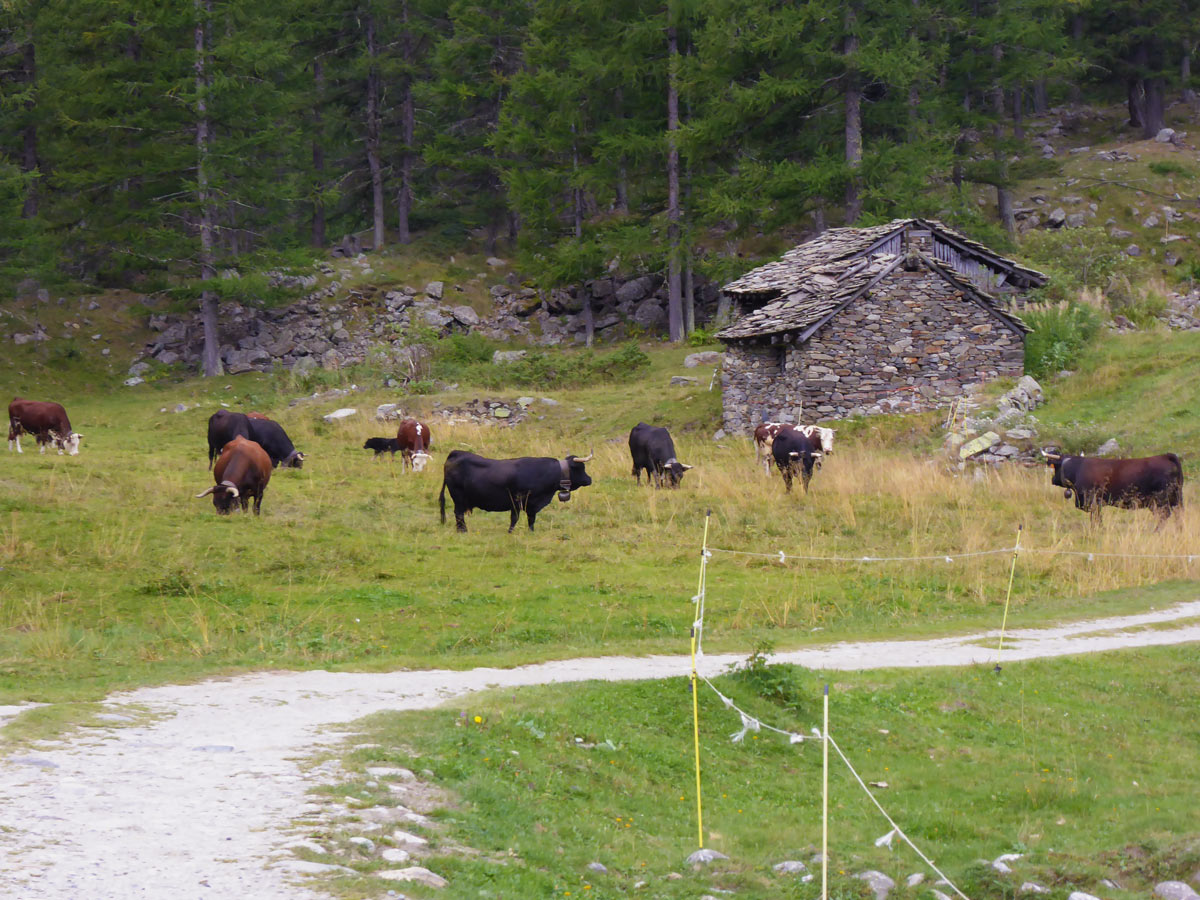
[[1020, 883, 1050, 894], [959, 431, 1001, 459], [322, 408, 358, 423], [485, 257, 507, 267], [587, 862, 608, 874], [422, 308, 451, 329], [1065, 213, 1087, 228], [615, 276, 655, 304], [1155, 127, 1177, 143], [773, 861, 807, 874], [377, 866, 448, 888], [493, 350, 527, 364], [906, 874, 925, 887], [856, 871, 896, 900], [123, 376, 144, 387], [451, 305, 480, 327], [376, 403, 402, 421], [128, 361, 152, 377], [632, 298, 667, 329], [1155, 882, 1200, 900], [684, 351, 723, 368], [1096, 438, 1120, 456], [1143, 214, 1161, 229], [291, 355, 317, 376], [1124, 244, 1142, 257], [424, 281, 444, 300], [1047, 207, 1067, 227], [670, 376, 698, 386], [686, 849, 728, 866]]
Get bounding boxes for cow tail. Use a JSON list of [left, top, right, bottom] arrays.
[[439, 479, 447, 524], [1168, 453, 1184, 509]]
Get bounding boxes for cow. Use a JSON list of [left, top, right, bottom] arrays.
[[1044, 451, 1184, 522], [772, 427, 823, 494], [628, 422, 693, 488], [364, 437, 402, 458], [196, 435, 273, 515], [8, 398, 82, 455], [207, 410, 305, 469], [396, 418, 432, 472], [439, 449, 593, 533], [753, 422, 835, 475]]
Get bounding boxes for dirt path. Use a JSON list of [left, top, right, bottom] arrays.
[[1, 600, 1198, 899]]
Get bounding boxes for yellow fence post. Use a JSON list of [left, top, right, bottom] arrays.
[[690, 510, 712, 849], [995, 523, 1023, 672]]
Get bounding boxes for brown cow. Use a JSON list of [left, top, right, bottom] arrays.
[[8, 398, 82, 455], [396, 418, 432, 472], [754, 421, 834, 475], [1045, 451, 1184, 523], [196, 435, 273, 514]]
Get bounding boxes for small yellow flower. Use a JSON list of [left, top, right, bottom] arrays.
[[474, 715, 482, 723]]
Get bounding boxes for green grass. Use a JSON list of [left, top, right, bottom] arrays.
[[1036, 330, 1200, 457], [1, 340, 1197, 707], [303, 645, 1200, 899]]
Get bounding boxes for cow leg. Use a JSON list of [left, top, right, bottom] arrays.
[[801, 470, 812, 494], [526, 495, 553, 531], [455, 507, 469, 533], [780, 465, 793, 493], [253, 492, 263, 516], [508, 506, 522, 533]]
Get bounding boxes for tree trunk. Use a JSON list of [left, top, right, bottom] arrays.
[[20, 41, 37, 218], [1012, 86, 1025, 141], [843, 6, 862, 224], [1183, 42, 1196, 102], [1069, 14, 1084, 105], [1142, 74, 1165, 137], [195, 0, 221, 377], [312, 58, 326, 248], [684, 257, 695, 335], [813, 206, 826, 234], [365, 11, 385, 251], [1129, 40, 1149, 132], [1127, 78, 1145, 130], [1033, 78, 1048, 114], [665, 20, 683, 344], [993, 45, 1014, 236], [397, 0, 414, 244], [614, 87, 629, 213]]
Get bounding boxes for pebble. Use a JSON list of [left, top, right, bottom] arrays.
[[1020, 883, 1050, 894], [587, 862, 608, 873], [773, 860, 807, 874]]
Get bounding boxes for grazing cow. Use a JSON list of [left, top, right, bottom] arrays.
[[439, 449, 593, 533], [395, 418, 432, 472], [363, 437, 402, 458], [207, 410, 305, 469], [754, 421, 834, 475], [772, 427, 823, 494], [196, 435, 273, 514], [8, 398, 82, 455], [1044, 451, 1184, 522], [628, 422, 693, 487]]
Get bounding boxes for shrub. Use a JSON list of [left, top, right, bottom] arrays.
[[1020, 228, 1135, 300], [686, 327, 718, 346], [1023, 301, 1102, 377], [1105, 275, 1168, 327], [1148, 160, 1195, 178]]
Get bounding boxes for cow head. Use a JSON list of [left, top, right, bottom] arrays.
[[818, 428, 835, 455], [1043, 451, 1073, 497], [281, 450, 305, 469], [196, 480, 241, 514], [57, 432, 82, 456], [410, 450, 432, 472], [662, 457, 694, 487], [559, 451, 594, 500]]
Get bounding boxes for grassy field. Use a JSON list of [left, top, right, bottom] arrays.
[[1, 339, 1197, 706], [303, 645, 1200, 900]]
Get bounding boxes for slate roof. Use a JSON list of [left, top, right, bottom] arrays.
[[717, 218, 1043, 342]]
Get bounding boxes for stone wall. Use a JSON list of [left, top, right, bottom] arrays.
[[720, 266, 1025, 433]]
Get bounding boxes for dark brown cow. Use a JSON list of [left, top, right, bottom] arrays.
[[8, 398, 82, 456], [1045, 451, 1184, 522], [196, 435, 273, 515], [396, 418, 432, 472], [754, 421, 835, 475]]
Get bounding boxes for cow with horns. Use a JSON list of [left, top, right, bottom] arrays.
[[628, 422, 693, 488], [439, 449, 594, 533], [196, 436, 273, 515], [1044, 451, 1184, 522], [206, 410, 305, 469], [772, 427, 823, 494], [753, 421, 833, 475], [8, 398, 82, 455]]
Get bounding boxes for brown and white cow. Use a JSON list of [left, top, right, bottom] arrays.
[[196, 435, 273, 515], [1045, 451, 1184, 523], [753, 421, 834, 474], [8, 398, 82, 455], [396, 418, 432, 472]]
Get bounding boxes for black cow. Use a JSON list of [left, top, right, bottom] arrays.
[[628, 422, 693, 488], [772, 427, 823, 493], [364, 437, 401, 458], [207, 410, 305, 469], [439, 450, 593, 533], [1045, 451, 1184, 522]]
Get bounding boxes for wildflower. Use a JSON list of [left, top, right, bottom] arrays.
[[474, 715, 482, 724]]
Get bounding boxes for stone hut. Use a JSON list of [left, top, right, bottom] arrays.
[[716, 218, 1047, 433]]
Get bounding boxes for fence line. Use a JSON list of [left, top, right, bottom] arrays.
[[698, 674, 971, 900], [708, 545, 1199, 564]]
